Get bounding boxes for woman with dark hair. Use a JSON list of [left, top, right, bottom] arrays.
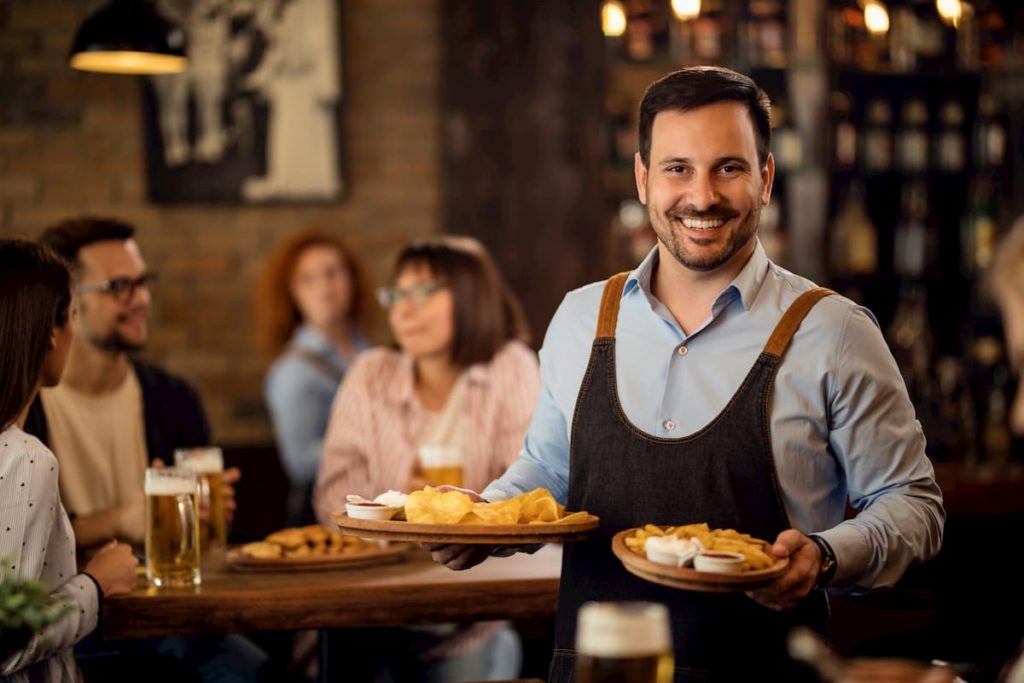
[[0, 240, 137, 681], [257, 229, 372, 526], [315, 235, 538, 681]]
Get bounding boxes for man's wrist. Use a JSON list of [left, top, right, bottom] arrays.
[[809, 534, 837, 588]]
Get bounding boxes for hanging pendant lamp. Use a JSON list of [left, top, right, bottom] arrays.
[[69, 0, 187, 75]]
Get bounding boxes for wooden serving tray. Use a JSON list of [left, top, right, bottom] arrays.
[[225, 542, 411, 573], [331, 512, 601, 544], [611, 529, 788, 593]]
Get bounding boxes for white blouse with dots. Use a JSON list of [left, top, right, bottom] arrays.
[[0, 425, 100, 680]]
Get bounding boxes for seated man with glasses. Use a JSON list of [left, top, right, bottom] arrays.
[[25, 217, 227, 550], [24, 216, 269, 682]]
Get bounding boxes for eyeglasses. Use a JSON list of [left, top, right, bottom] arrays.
[[377, 282, 445, 309], [74, 272, 159, 303]]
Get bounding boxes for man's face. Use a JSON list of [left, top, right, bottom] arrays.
[[635, 101, 773, 273], [75, 239, 151, 352]]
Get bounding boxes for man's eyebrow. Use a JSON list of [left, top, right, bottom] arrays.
[[657, 156, 751, 167]]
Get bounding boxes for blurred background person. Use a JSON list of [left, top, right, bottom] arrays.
[[0, 239, 138, 682], [992, 218, 1024, 683], [24, 217, 265, 683], [991, 216, 1024, 436], [258, 229, 371, 527], [315, 235, 539, 682]]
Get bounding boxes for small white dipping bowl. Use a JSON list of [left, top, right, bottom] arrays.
[[345, 502, 399, 521], [693, 551, 745, 574]]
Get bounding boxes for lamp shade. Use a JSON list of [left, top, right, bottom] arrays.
[[69, 0, 187, 75]]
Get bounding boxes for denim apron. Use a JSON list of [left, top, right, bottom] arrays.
[[549, 273, 833, 683]]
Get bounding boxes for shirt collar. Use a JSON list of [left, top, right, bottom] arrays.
[[291, 324, 341, 360], [624, 239, 770, 312]]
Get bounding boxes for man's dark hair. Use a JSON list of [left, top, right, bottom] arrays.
[[638, 66, 772, 169], [39, 216, 135, 267], [0, 240, 71, 430]]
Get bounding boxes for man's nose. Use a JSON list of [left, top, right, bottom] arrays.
[[686, 172, 720, 211]]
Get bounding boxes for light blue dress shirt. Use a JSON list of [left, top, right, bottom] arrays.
[[265, 324, 369, 487], [484, 241, 945, 591]]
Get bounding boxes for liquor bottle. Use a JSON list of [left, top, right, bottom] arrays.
[[861, 99, 893, 173], [748, 0, 787, 68], [973, 94, 1007, 170], [896, 98, 929, 174], [934, 100, 966, 173], [893, 180, 934, 279], [960, 177, 998, 274], [830, 91, 857, 169], [983, 385, 1012, 463], [771, 100, 802, 172], [888, 6, 917, 72], [830, 181, 878, 277]]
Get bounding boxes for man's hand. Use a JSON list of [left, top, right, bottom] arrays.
[[422, 486, 492, 569], [424, 543, 495, 570], [746, 529, 820, 611]]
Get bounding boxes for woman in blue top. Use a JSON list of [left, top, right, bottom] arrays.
[[258, 229, 372, 526]]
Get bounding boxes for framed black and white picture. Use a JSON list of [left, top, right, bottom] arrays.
[[142, 0, 343, 203]]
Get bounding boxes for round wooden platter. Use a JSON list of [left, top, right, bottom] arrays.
[[225, 542, 412, 573], [331, 512, 601, 544], [611, 529, 789, 593]]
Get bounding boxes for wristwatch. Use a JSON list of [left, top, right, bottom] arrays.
[[809, 534, 837, 589]]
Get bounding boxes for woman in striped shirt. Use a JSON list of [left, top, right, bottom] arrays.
[[315, 236, 540, 682]]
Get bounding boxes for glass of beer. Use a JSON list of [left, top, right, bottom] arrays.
[[174, 447, 227, 552], [576, 601, 674, 683], [418, 445, 463, 487], [145, 467, 201, 588]]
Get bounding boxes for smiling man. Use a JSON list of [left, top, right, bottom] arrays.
[[25, 217, 238, 551], [429, 67, 945, 682]]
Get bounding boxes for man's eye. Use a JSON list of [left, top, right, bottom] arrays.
[[108, 278, 130, 293]]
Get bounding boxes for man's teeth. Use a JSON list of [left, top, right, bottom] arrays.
[[681, 218, 726, 230]]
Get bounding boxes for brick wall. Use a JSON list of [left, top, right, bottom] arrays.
[[0, 0, 442, 443]]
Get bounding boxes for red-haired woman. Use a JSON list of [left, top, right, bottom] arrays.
[[257, 229, 372, 526]]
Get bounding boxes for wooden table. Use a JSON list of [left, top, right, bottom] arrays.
[[102, 545, 563, 640]]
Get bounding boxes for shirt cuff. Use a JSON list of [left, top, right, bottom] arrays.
[[81, 572, 104, 624], [815, 523, 872, 589]]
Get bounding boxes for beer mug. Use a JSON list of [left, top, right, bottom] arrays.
[[418, 445, 463, 487], [174, 447, 227, 551], [145, 467, 201, 588], [576, 601, 674, 683]]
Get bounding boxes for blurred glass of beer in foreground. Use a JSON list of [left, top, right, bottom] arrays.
[[174, 447, 227, 551], [418, 445, 463, 487], [576, 601, 674, 683], [145, 467, 201, 587]]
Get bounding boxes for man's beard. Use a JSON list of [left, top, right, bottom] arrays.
[[652, 204, 760, 272], [90, 330, 145, 353]]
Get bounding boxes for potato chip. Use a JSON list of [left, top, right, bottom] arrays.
[[405, 487, 475, 524], [468, 498, 521, 525], [518, 488, 562, 523], [403, 486, 589, 526]]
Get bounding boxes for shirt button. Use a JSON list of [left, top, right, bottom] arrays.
[[677, 346, 688, 356], [663, 419, 676, 431]]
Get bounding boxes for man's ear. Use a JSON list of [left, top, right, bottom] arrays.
[[48, 328, 58, 351], [635, 152, 648, 205]]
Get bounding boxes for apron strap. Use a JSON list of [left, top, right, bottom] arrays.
[[595, 272, 631, 339], [762, 287, 836, 358]]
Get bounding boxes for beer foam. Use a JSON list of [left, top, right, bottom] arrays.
[[576, 602, 672, 657], [177, 448, 223, 474], [418, 445, 462, 467], [145, 472, 197, 496]]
